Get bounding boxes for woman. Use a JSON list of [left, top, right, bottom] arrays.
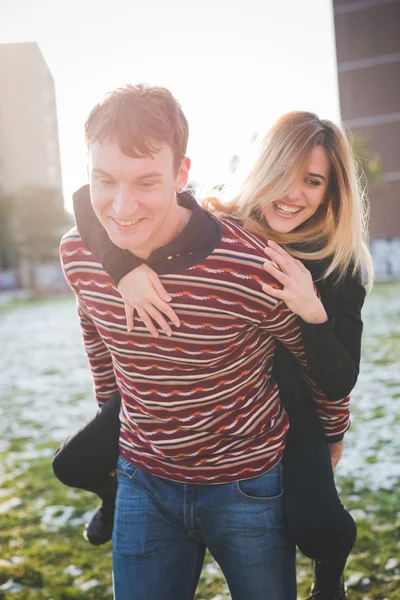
[[54, 111, 373, 600]]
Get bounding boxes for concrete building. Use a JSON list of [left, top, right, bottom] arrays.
[[0, 42, 63, 197], [333, 0, 400, 279], [0, 42, 68, 289]]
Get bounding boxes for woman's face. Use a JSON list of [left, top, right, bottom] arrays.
[[262, 145, 331, 234]]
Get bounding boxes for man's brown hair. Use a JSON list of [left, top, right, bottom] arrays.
[[85, 83, 189, 171]]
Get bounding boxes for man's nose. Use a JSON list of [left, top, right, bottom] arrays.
[[114, 185, 139, 217]]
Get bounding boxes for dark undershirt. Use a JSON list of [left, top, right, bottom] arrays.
[[73, 185, 223, 282], [73, 184, 366, 442]]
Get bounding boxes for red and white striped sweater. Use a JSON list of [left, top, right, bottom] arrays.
[[60, 217, 350, 484]]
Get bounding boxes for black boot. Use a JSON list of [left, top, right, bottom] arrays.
[[83, 477, 117, 546], [84, 501, 115, 545], [307, 560, 347, 600]]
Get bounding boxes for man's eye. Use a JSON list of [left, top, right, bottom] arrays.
[[99, 179, 114, 186], [140, 182, 156, 188]]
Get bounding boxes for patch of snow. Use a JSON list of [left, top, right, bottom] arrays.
[[74, 577, 100, 591], [64, 564, 84, 577], [40, 505, 75, 531], [69, 508, 96, 527], [384, 558, 399, 570], [10, 556, 27, 565], [0, 579, 25, 593], [0, 497, 22, 514], [345, 572, 364, 587]]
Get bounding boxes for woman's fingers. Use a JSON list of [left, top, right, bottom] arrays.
[[124, 304, 135, 332], [293, 257, 308, 272], [123, 295, 179, 335], [264, 243, 296, 275], [148, 273, 180, 327], [263, 260, 289, 286], [261, 282, 285, 300], [136, 307, 160, 338], [150, 273, 172, 303], [263, 246, 290, 273], [264, 239, 288, 256], [117, 266, 180, 336], [151, 296, 180, 328], [144, 303, 174, 337], [265, 241, 310, 276]]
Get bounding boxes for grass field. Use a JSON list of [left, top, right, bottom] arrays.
[[0, 284, 399, 599]]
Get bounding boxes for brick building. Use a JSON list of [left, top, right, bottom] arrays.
[[333, 0, 400, 279]]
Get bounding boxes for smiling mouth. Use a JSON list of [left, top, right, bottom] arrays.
[[113, 217, 145, 228], [274, 202, 304, 216]]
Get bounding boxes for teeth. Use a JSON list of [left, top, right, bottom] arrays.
[[275, 202, 302, 215], [115, 218, 141, 226]]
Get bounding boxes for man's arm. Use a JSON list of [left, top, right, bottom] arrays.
[[260, 299, 350, 442], [60, 230, 119, 405], [76, 302, 119, 405]]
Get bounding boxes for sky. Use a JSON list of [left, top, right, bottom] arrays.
[[0, 0, 341, 212]]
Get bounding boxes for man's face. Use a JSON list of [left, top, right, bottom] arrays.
[[89, 140, 189, 257]]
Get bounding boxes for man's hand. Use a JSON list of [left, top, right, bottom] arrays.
[[328, 440, 343, 470]]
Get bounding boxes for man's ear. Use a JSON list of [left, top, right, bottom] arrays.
[[177, 157, 191, 191]]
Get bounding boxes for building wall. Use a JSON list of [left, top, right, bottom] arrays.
[[333, 0, 400, 245], [0, 42, 63, 196]]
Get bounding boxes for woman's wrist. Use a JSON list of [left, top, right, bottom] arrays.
[[299, 298, 328, 324]]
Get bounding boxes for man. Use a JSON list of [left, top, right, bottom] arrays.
[[59, 84, 349, 600]]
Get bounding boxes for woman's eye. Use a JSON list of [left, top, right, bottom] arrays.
[[305, 179, 321, 187]]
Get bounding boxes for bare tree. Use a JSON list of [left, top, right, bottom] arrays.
[[0, 193, 17, 271], [1, 186, 70, 291], [352, 135, 383, 191]]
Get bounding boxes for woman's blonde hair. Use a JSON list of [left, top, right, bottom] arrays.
[[203, 111, 374, 289]]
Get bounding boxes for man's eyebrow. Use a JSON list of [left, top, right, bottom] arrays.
[[92, 168, 114, 177], [308, 172, 326, 181], [92, 169, 163, 180], [135, 172, 163, 181]]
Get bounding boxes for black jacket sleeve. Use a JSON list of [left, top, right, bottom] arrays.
[[298, 269, 366, 401], [273, 268, 366, 442], [73, 184, 144, 286]]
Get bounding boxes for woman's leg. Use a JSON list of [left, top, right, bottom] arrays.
[[52, 393, 121, 494], [52, 393, 121, 543], [283, 403, 356, 562], [283, 394, 356, 594]]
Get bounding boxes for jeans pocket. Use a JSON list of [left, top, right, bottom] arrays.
[[116, 455, 139, 481], [113, 472, 149, 556], [236, 462, 283, 502]]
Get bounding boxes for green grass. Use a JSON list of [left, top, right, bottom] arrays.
[[1, 283, 399, 599], [0, 293, 74, 317], [1, 451, 399, 599]]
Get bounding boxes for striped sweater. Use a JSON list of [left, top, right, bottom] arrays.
[[60, 218, 350, 484]]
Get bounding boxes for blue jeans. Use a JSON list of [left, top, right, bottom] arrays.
[[112, 456, 296, 600]]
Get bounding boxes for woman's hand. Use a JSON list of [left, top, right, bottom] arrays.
[[261, 239, 328, 324], [117, 264, 180, 337], [328, 440, 343, 470]]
